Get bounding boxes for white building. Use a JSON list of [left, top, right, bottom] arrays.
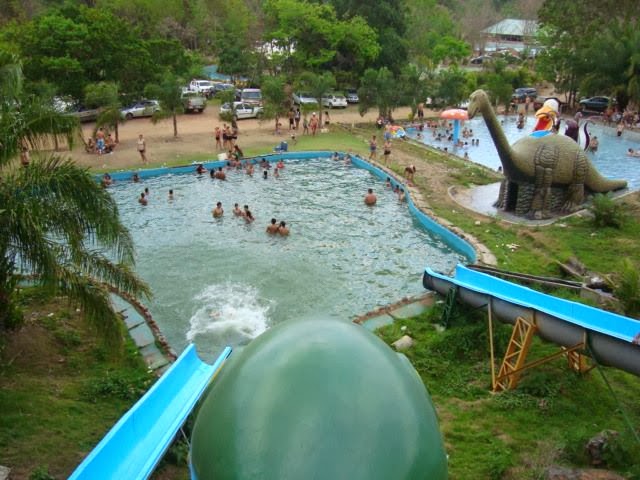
[[481, 18, 538, 53]]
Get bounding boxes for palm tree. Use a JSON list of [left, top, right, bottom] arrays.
[[145, 73, 184, 137], [0, 52, 150, 344]]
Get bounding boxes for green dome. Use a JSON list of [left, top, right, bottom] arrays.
[[191, 319, 448, 480]]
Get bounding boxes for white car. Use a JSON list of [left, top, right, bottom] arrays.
[[189, 79, 215, 97], [120, 100, 160, 119], [322, 94, 348, 108], [220, 102, 264, 120], [292, 92, 319, 106]]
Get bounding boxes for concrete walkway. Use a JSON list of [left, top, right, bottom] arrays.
[[354, 292, 435, 331]]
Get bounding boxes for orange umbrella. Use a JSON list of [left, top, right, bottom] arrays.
[[440, 109, 469, 145]]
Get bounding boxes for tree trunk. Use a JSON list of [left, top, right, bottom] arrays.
[[115, 121, 119, 143], [173, 113, 178, 137]]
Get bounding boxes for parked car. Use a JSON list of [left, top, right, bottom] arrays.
[[120, 100, 160, 119], [236, 88, 262, 106], [469, 55, 492, 65], [66, 104, 100, 122], [532, 95, 564, 112], [579, 96, 614, 113], [220, 102, 264, 120], [211, 82, 235, 96], [292, 92, 319, 106], [181, 92, 206, 113], [189, 79, 215, 98], [345, 88, 359, 104], [321, 93, 348, 108], [512, 87, 538, 102]]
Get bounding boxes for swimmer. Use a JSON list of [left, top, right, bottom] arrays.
[[168, 189, 174, 201], [244, 209, 255, 223], [385, 177, 392, 189], [263, 170, 268, 179], [266, 218, 279, 234], [210, 168, 215, 178], [331, 151, 340, 161], [101, 173, 113, 187], [464, 152, 469, 160], [627, 148, 640, 158], [214, 167, 226, 180], [132, 172, 140, 183], [344, 153, 352, 164], [144, 187, 150, 197], [212, 201, 224, 218], [277, 160, 285, 169], [393, 185, 400, 195], [274, 167, 280, 178], [196, 164, 206, 175], [138, 192, 148, 205], [278, 221, 289, 236], [246, 163, 254, 176], [588, 136, 599, 152], [364, 188, 377, 206], [233, 203, 244, 216], [398, 188, 406, 202]]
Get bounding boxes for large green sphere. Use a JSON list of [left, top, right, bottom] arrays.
[[191, 319, 448, 480]]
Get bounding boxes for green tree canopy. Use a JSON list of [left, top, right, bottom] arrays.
[[145, 73, 184, 137], [357, 67, 401, 119]]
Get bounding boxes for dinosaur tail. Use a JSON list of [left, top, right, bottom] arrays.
[[586, 162, 627, 192]]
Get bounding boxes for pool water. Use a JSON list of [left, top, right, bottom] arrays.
[[407, 116, 640, 190], [111, 158, 466, 357]]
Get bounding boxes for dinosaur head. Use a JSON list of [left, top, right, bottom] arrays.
[[467, 90, 489, 119]]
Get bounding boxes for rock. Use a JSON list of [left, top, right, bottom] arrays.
[[474, 220, 481, 225], [545, 466, 626, 480], [586, 430, 619, 466], [391, 335, 414, 351], [0, 466, 10, 480]]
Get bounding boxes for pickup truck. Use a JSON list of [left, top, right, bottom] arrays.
[[181, 92, 206, 113], [188, 79, 215, 98]]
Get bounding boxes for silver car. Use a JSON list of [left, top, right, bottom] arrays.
[[292, 92, 319, 106], [120, 100, 160, 119], [220, 102, 264, 120]]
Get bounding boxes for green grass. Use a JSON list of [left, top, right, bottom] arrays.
[[0, 289, 157, 479], [376, 304, 640, 479]]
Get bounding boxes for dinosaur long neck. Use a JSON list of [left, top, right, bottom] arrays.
[[480, 100, 515, 173]]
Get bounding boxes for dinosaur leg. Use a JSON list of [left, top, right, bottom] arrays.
[[562, 152, 587, 212], [530, 165, 553, 219]]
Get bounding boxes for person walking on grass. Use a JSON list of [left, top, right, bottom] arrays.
[[383, 139, 391, 166], [369, 135, 377, 161], [137, 134, 147, 164]]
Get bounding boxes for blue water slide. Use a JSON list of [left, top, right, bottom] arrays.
[[69, 344, 232, 480], [423, 264, 640, 376]]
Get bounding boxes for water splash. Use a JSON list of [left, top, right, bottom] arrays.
[[186, 283, 271, 343]]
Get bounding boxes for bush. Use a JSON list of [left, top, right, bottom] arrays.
[[590, 193, 627, 229], [613, 258, 640, 318]]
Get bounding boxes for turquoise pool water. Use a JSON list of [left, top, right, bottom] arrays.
[[407, 116, 640, 190], [111, 158, 466, 357]]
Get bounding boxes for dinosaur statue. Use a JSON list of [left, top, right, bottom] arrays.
[[467, 90, 627, 219]]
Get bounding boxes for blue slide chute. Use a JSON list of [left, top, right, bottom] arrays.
[[70, 344, 232, 480]]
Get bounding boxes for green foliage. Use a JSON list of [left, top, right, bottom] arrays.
[[81, 370, 153, 402], [297, 71, 335, 125], [145, 73, 184, 137], [590, 193, 627, 229], [435, 66, 469, 107], [29, 466, 55, 480], [612, 258, 640, 318], [84, 81, 123, 141], [260, 75, 290, 130], [358, 67, 401, 118]]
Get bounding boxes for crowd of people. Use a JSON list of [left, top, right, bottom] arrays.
[[86, 128, 118, 155]]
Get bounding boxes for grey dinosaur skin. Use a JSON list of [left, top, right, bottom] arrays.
[[467, 89, 627, 219]]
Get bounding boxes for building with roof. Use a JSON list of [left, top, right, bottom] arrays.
[[480, 18, 538, 53]]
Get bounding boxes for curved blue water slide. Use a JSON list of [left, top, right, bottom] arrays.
[[100, 151, 476, 263], [69, 344, 232, 480], [424, 264, 640, 376]]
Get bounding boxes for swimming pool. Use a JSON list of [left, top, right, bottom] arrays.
[[406, 116, 640, 190], [110, 157, 467, 357]]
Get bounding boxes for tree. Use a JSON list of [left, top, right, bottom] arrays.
[[85, 82, 123, 143], [397, 64, 429, 118], [357, 67, 400, 119], [435, 67, 470, 108], [0, 52, 150, 343], [297, 71, 336, 126], [260, 75, 291, 133], [145, 73, 184, 137]]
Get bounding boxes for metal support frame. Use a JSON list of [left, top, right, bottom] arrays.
[[487, 302, 591, 392]]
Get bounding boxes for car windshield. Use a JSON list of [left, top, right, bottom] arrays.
[[243, 91, 261, 99]]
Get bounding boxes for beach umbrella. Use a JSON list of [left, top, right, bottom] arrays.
[[440, 109, 469, 145]]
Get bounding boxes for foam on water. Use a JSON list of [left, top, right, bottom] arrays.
[[186, 283, 271, 343]]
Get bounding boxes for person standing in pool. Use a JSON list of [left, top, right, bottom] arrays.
[[364, 188, 377, 206], [263, 170, 268, 179], [214, 167, 226, 180], [138, 192, 148, 205], [266, 218, 279, 234], [233, 203, 244, 216], [168, 189, 174, 201], [244, 209, 255, 223], [212, 202, 224, 218], [278, 221, 289, 236]]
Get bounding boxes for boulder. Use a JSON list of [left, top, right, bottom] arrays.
[[392, 335, 415, 350]]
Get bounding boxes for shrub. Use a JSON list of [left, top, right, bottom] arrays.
[[590, 193, 627, 229], [613, 258, 640, 318]]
